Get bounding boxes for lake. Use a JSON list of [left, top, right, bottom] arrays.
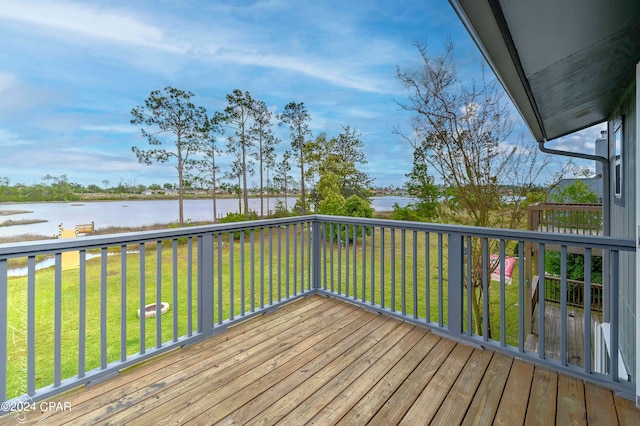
[[0, 196, 412, 238]]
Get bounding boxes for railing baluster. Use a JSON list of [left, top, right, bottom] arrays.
[[28, 256, 36, 391], [121, 245, 128, 360], [362, 226, 367, 303], [345, 224, 350, 298], [391, 228, 396, 312], [425, 232, 430, 322], [412, 231, 417, 319], [240, 231, 245, 316], [330, 223, 334, 293], [0, 259, 8, 400], [300, 222, 304, 291], [139, 243, 146, 354], [438, 233, 443, 327], [482, 238, 488, 340], [337, 225, 342, 295], [610, 250, 619, 382], [560, 245, 568, 365], [156, 242, 162, 348], [293, 224, 298, 295], [286, 225, 290, 299], [229, 233, 234, 321], [538, 243, 546, 358], [187, 237, 193, 337], [370, 226, 375, 305], [100, 248, 108, 368], [323, 223, 328, 291], [251, 229, 256, 309], [269, 227, 273, 304], [54, 253, 62, 385], [466, 236, 472, 335], [380, 228, 385, 309], [401, 229, 406, 315], [584, 247, 592, 374], [278, 226, 282, 300], [312, 220, 321, 290], [500, 240, 506, 348], [260, 228, 265, 303], [217, 234, 223, 325], [172, 240, 178, 343], [308, 222, 312, 291], [518, 241, 525, 353], [352, 225, 357, 299]]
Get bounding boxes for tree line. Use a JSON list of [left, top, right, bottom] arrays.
[[130, 87, 373, 225]]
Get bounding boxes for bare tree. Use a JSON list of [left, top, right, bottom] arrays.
[[131, 86, 206, 225], [397, 40, 550, 336]]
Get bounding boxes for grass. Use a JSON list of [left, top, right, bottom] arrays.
[[4, 224, 524, 399]]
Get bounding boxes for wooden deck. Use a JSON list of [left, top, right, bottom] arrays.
[[2, 296, 639, 425], [525, 303, 601, 367]]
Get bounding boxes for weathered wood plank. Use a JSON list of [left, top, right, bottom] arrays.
[[494, 358, 534, 426], [403, 346, 488, 424], [335, 331, 442, 425], [462, 351, 513, 426], [524, 366, 558, 426], [269, 323, 423, 426], [429, 348, 494, 425], [182, 315, 400, 424], [2, 296, 638, 426], [308, 331, 437, 425], [16, 295, 333, 424], [614, 393, 639, 426], [584, 382, 618, 425], [556, 373, 587, 425], [367, 338, 457, 424], [73, 299, 358, 425]]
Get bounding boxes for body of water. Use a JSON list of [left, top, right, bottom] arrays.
[[0, 196, 412, 238]]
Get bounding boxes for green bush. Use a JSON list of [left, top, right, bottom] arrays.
[[218, 211, 259, 238]]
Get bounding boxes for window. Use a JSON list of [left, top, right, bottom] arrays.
[[614, 118, 623, 199]]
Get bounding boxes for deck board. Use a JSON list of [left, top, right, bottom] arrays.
[[1, 295, 638, 426]]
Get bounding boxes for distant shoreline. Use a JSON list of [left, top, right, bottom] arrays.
[[0, 193, 407, 204]]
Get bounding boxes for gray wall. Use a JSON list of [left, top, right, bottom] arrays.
[[609, 80, 637, 378]]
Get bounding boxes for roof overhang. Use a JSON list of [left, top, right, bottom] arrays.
[[449, 0, 640, 142]]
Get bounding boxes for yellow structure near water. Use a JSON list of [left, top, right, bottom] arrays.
[[60, 228, 79, 270]]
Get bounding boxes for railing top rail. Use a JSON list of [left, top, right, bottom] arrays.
[[314, 215, 634, 251], [0, 215, 315, 258], [528, 203, 602, 212], [0, 214, 634, 259]]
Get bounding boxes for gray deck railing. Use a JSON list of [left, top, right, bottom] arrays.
[[0, 215, 636, 410]]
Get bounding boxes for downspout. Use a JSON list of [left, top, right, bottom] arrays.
[[538, 133, 610, 323], [537, 135, 610, 237]]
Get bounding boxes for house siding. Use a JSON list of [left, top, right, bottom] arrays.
[[610, 80, 637, 378]]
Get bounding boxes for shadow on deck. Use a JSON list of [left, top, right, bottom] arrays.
[[1, 296, 637, 425]]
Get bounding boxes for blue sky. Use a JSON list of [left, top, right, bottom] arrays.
[[0, 0, 602, 189]]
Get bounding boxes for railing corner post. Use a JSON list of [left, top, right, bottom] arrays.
[[198, 233, 214, 337], [448, 233, 463, 338]]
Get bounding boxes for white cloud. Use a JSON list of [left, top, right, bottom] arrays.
[[82, 124, 138, 134], [0, 0, 188, 53], [214, 50, 398, 95]]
